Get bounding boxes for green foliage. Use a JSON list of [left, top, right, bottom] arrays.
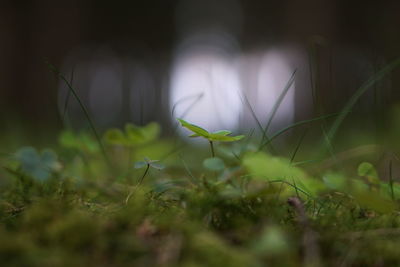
[[177, 118, 244, 142], [104, 122, 160, 147], [358, 161, 380, 184], [357, 162, 378, 178], [242, 151, 324, 197], [14, 147, 61, 181], [59, 130, 99, 153], [322, 172, 347, 191], [3, 120, 400, 266], [242, 152, 307, 180]]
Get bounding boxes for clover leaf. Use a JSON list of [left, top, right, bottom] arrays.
[[177, 119, 244, 142], [134, 157, 165, 171], [177, 118, 245, 158], [15, 147, 61, 181], [132, 157, 165, 188]]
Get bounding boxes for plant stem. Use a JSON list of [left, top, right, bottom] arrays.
[[125, 164, 151, 205], [209, 141, 215, 157], [138, 164, 150, 186], [46, 62, 111, 168]]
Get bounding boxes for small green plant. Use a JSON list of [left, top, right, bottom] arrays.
[[4, 118, 400, 266], [125, 157, 164, 204], [134, 157, 165, 185], [14, 147, 61, 181], [177, 118, 244, 157]]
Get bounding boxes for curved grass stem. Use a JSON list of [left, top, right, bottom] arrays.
[[125, 164, 151, 205], [46, 62, 111, 168]]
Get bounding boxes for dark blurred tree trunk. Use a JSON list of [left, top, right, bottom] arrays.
[[0, 1, 83, 133]]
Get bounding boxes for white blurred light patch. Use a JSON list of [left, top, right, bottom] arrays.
[[170, 46, 242, 134], [240, 49, 296, 133]]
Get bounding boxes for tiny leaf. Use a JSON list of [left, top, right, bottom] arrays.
[[149, 162, 165, 170], [208, 134, 245, 142], [212, 130, 231, 136], [177, 118, 245, 142], [134, 161, 147, 169], [177, 118, 209, 138], [15, 147, 60, 181]]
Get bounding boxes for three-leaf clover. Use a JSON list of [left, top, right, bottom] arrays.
[[177, 118, 244, 157], [134, 157, 165, 185], [134, 157, 165, 171], [15, 147, 61, 181], [126, 157, 165, 204]]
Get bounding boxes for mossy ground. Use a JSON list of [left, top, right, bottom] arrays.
[[1, 122, 400, 267]]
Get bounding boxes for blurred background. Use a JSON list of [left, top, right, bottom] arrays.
[[1, 0, 400, 142]]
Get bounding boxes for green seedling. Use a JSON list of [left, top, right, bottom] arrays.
[[125, 157, 164, 204], [14, 147, 61, 181], [134, 157, 165, 186], [104, 122, 162, 176], [177, 118, 244, 157]]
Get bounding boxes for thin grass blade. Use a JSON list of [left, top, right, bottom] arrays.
[[326, 58, 400, 142], [260, 69, 297, 148], [46, 62, 111, 167]]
